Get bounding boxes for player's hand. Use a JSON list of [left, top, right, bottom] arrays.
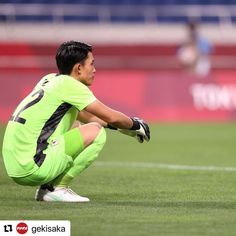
[[130, 117, 150, 142], [107, 117, 150, 143], [118, 129, 144, 143]]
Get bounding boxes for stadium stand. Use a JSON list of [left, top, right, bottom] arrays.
[[0, 1, 236, 24], [0, 0, 236, 70]]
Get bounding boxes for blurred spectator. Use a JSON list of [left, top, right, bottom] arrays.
[[177, 20, 213, 77]]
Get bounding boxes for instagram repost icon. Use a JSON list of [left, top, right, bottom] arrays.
[[16, 222, 28, 234]]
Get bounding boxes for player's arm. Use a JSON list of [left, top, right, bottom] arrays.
[[77, 108, 148, 141], [77, 110, 107, 127], [84, 100, 133, 129], [84, 100, 150, 142], [79, 105, 147, 142]]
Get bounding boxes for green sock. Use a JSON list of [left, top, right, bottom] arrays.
[[53, 174, 73, 188], [54, 127, 106, 187]]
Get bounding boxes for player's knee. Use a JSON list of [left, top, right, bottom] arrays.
[[89, 122, 103, 130], [96, 126, 106, 146], [79, 122, 105, 147], [88, 123, 106, 147], [90, 122, 106, 143], [88, 122, 103, 138]]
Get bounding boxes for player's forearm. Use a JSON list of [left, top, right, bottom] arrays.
[[77, 110, 107, 127], [85, 100, 133, 129], [106, 110, 133, 129]]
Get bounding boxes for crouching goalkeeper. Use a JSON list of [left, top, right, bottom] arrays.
[[2, 41, 150, 203]]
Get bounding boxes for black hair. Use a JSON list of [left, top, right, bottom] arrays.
[[56, 41, 92, 75]]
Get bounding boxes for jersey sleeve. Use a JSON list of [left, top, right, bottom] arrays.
[[60, 76, 96, 111]]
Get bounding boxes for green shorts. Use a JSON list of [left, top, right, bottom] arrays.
[[12, 128, 84, 186]]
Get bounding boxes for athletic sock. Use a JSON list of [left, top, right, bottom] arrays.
[[53, 174, 73, 188], [40, 183, 54, 191], [54, 127, 106, 187]]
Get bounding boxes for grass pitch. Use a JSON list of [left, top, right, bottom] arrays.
[[0, 123, 236, 236]]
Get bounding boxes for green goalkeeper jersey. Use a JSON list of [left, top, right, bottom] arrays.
[[2, 73, 96, 177]]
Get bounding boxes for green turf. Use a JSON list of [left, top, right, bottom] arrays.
[[0, 123, 236, 236]]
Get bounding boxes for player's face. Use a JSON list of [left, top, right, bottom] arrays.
[[79, 52, 96, 86]]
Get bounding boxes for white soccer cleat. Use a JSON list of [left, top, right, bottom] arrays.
[[35, 187, 90, 202]]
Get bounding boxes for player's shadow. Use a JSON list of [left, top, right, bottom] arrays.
[[105, 201, 236, 210]]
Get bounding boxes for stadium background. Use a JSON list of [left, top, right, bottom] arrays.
[[0, 1, 236, 236], [1, 0, 236, 123]]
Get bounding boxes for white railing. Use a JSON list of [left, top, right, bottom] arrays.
[[0, 4, 235, 25]]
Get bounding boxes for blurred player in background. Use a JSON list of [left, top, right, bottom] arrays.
[[2, 41, 150, 202], [177, 20, 213, 77]]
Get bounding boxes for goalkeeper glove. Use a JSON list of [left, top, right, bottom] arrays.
[[117, 117, 150, 143], [107, 117, 150, 143], [129, 117, 150, 142], [118, 129, 145, 143]]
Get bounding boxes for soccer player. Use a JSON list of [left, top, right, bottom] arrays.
[[2, 41, 150, 202]]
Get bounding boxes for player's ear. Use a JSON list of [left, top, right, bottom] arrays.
[[76, 63, 81, 74]]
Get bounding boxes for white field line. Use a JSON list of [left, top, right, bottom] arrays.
[[95, 161, 236, 172]]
